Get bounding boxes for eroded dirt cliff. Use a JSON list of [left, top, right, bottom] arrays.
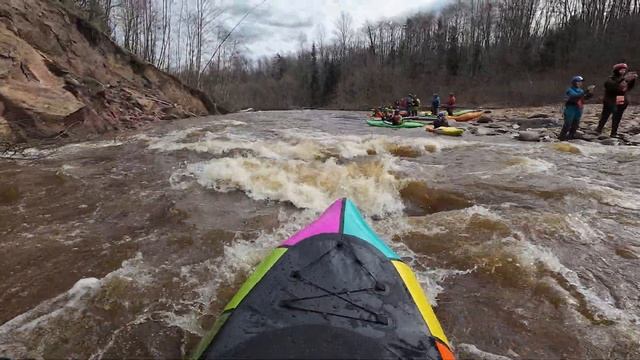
[[0, 0, 221, 143]]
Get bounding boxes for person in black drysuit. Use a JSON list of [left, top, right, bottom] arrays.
[[596, 63, 638, 137], [433, 111, 449, 129], [410, 94, 421, 117]]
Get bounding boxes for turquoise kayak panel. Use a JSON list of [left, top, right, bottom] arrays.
[[342, 199, 400, 260]]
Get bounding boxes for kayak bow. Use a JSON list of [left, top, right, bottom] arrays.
[[193, 199, 454, 360]]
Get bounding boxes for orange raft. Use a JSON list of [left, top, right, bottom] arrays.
[[448, 111, 483, 122]]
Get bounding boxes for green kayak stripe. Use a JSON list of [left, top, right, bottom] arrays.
[[223, 247, 287, 312], [191, 311, 231, 360], [366, 119, 425, 128]]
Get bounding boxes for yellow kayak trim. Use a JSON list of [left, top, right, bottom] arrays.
[[392, 260, 450, 346]]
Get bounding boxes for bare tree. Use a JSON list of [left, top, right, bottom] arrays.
[[334, 11, 354, 59]]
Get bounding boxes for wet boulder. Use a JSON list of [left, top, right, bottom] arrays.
[[627, 133, 640, 144], [528, 113, 551, 119], [600, 138, 619, 146], [577, 133, 598, 142], [509, 117, 562, 129], [476, 127, 499, 136], [476, 115, 493, 123], [485, 123, 504, 129], [517, 131, 541, 142]]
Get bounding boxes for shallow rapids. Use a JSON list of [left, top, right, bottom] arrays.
[[1, 110, 639, 359]]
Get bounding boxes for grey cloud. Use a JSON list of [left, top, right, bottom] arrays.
[[261, 17, 314, 29], [234, 23, 276, 42], [223, 0, 276, 25]]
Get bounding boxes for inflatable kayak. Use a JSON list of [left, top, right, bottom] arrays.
[[426, 125, 464, 136], [367, 119, 425, 128], [193, 198, 455, 360]]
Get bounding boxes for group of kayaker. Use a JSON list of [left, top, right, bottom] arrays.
[[370, 63, 637, 140], [560, 62, 637, 140], [372, 107, 404, 125], [372, 92, 458, 126]]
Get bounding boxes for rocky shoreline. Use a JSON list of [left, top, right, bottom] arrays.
[[454, 104, 640, 146]]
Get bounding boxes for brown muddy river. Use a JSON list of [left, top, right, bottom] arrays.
[[1, 110, 639, 359]]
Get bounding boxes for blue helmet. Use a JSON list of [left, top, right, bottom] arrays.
[[571, 75, 584, 83]]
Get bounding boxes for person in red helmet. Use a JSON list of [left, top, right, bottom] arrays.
[[596, 63, 638, 137]]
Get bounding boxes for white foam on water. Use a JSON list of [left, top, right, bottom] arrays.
[[89, 311, 153, 360], [4, 140, 125, 160], [569, 140, 640, 157], [276, 127, 483, 155], [583, 183, 640, 210], [55, 140, 125, 155], [456, 343, 513, 360], [172, 209, 319, 336], [145, 124, 486, 162], [185, 156, 405, 216], [0, 277, 101, 335], [373, 217, 475, 306], [215, 119, 247, 126], [500, 156, 556, 175], [565, 213, 605, 244], [0, 252, 150, 358], [58, 164, 81, 179], [463, 205, 505, 221], [508, 237, 638, 326], [152, 311, 203, 337]]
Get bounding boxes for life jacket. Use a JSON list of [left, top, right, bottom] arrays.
[[565, 86, 586, 109]]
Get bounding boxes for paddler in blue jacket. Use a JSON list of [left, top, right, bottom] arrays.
[[559, 76, 595, 140], [431, 94, 440, 116]]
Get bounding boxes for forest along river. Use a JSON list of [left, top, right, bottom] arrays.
[[1, 110, 639, 359]]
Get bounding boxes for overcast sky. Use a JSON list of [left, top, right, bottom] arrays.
[[220, 0, 442, 59]]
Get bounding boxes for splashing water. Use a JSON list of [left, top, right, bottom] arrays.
[[1, 110, 639, 359]]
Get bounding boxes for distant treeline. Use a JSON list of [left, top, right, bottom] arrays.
[[219, 0, 640, 110], [64, 0, 640, 110]]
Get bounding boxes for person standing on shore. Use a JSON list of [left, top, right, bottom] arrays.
[[559, 76, 595, 140], [431, 94, 440, 116], [410, 94, 421, 116], [446, 93, 457, 116], [596, 63, 637, 137]]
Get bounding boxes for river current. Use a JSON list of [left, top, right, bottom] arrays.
[[1, 110, 639, 359]]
